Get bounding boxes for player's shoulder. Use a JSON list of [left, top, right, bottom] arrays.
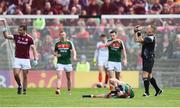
[[26, 34, 33, 40], [144, 36, 155, 41], [67, 40, 74, 44]]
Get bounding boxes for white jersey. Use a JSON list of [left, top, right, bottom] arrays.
[[94, 41, 108, 60]]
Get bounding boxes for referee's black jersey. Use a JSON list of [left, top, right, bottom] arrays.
[[141, 35, 155, 59]]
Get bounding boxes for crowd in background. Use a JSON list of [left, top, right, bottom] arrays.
[[0, 0, 180, 70], [0, 0, 180, 15], [0, 17, 180, 70]]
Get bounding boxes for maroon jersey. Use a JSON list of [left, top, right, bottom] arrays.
[[13, 34, 34, 59]]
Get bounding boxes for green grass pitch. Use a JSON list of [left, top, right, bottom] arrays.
[[0, 88, 180, 107]]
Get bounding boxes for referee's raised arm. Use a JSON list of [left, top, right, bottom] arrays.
[[133, 25, 144, 43]]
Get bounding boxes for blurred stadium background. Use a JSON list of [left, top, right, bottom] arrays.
[[0, 0, 180, 89]]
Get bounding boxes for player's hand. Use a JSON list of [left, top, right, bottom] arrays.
[[31, 59, 38, 67], [106, 92, 112, 98], [57, 54, 61, 57], [134, 25, 140, 33], [122, 58, 127, 66], [93, 58, 96, 66]]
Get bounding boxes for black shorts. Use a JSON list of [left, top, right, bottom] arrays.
[[142, 57, 154, 73]]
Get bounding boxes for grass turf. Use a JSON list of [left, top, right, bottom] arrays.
[[0, 88, 180, 107]]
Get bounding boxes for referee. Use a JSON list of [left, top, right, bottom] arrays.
[[133, 25, 163, 97]]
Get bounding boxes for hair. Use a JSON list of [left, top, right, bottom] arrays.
[[109, 30, 117, 34], [59, 30, 65, 34], [100, 34, 106, 38], [19, 25, 27, 31], [150, 25, 156, 32]]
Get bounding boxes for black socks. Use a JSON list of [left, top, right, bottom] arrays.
[[143, 78, 150, 95]]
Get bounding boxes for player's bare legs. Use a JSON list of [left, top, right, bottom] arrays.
[[115, 72, 121, 80], [98, 66, 103, 84], [22, 70, 28, 94], [56, 71, 63, 95], [104, 70, 109, 87], [13, 68, 22, 94], [66, 72, 71, 95], [107, 70, 114, 90]]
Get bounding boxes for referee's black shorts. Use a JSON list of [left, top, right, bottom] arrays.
[[142, 57, 154, 73]]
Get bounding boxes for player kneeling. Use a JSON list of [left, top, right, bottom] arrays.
[[83, 78, 134, 99]]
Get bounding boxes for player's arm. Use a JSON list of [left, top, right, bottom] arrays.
[[53, 43, 61, 57], [93, 43, 99, 65], [99, 40, 117, 48], [121, 41, 127, 66], [71, 41, 77, 61], [31, 44, 38, 60], [3, 30, 14, 40], [1, 20, 14, 40]]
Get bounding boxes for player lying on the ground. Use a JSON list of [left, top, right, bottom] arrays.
[[82, 78, 134, 98]]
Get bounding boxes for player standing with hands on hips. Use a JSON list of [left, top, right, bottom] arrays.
[[2, 20, 38, 95], [54, 31, 77, 95], [134, 25, 163, 97]]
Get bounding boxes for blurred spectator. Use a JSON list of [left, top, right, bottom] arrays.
[[31, 0, 45, 11], [18, 0, 33, 6], [94, 19, 107, 40], [77, 28, 90, 49], [48, 19, 64, 39], [54, 0, 70, 8], [63, 5, 70, 14], [88, 0, 100, 15], [128, 7, 135, 14], [0, 0, 8, 14], [106, 19, 116, 30], [33, 10, 46, 30], [41, 35, 54, 69], [150, 0, 163, 14], [43, 1, 52, 14], [70, 6, 79, 14], [14, 6, 23, 15], [0, 0, 180, 15], [113, 0, 129, 13], [173, 34, 180, 58], [81, 9, 87, 15], [100, 0, 117, 14], [174, 4, 180, 14], [52, 0, 63, 14], [23, 3, 32, 14], [69, 0, 82, 14], [132, 0, 146, 14], [76, 54, 90, 72], [117, 6, 125, 14]]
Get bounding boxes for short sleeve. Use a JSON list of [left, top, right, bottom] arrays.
[[54, 43, 58, 52], [70, 41, 75, 49], [30, 38, 34, 45]]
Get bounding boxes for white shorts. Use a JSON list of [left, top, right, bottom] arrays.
[[13, 58, 31, 70], [107, 61, 122, 72], [56, 64, 73, 72], [98, 58, 108, 68]]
